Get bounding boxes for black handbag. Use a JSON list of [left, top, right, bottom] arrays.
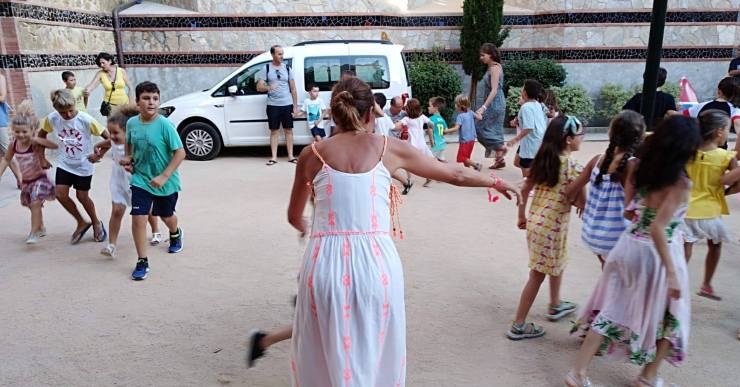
[[99, 67, 118, 116]]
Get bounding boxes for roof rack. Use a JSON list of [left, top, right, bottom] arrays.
[[294, 40, 393, 47]]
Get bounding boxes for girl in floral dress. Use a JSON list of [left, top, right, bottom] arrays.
[[566, 115, 701, 387], [507, 115, 585, 340], [286, 78, 520, 386]]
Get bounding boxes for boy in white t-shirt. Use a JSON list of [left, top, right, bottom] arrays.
[[372, 93, 395, 137], [40, 89, 110, 244], [301, 85, 327, 142]]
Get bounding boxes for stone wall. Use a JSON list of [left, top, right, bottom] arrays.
[[27, 0, 123, 13], [505, 0, 738, 11], [18, 22, 115, 54], [190, 0, 402, 13]]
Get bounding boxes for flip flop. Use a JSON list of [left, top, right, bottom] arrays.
[[288, 158, 298, 164], [71, 222, 93, 245], [697, 286, 722, 301], [94, 222, 108, 243], [266, 160, 278, 166]]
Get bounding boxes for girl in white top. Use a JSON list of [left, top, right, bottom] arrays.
[[394, 98, 434, 158], [90, 105, 162, 257]]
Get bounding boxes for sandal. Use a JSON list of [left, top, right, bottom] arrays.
[[635, 376, 664, 387], [506, 321, 545, 340], [288, 158, 298, 164], [266, 160, 278, 166], [565, 371, 592, 387], [697, 285, 722, 301], [473, 163, 482, 172], [71, 222, 93, 245], [489, 159, 506, 170], [94, 222, 108, 243], [547, 300, 578, 321], [402, 180, 413, 195]]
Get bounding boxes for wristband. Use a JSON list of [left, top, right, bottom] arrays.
[[480, 105, 488, 111], [487, 173, 504, 203]]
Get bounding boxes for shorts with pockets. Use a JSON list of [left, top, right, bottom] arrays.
[[266, 105, 294, 130], [456, 141, 475, 163], [55, 167, 92, 191], [130, 185, 178, 217], [310, 126, 326, 138]]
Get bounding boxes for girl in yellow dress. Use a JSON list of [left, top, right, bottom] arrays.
[[507, 115, 585, 340]]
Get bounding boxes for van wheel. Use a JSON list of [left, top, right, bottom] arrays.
[[180, 122, 222, 161]]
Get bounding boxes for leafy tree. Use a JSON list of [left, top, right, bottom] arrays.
[[460, 0, 509, 100], [408, 52, 462, 122]]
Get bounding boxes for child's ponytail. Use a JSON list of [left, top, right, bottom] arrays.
[[595, 110, 645, 185], [10, 100, 38, 129], [697, 109, 731, 141]]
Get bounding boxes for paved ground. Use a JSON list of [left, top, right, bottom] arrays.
[[1, 139, 739, 387]]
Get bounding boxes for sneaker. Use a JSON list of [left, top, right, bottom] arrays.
[[100, 244, 117, 258], [507, 322, 545, 340], [37, 227, 47, 238], [25, 232, 40, 245], [547, 301, 578, 321], [131, 259, 150, 281], [246, 330, 267, 368], [168, 228, 183, 254], [150, 232, 162, 246]]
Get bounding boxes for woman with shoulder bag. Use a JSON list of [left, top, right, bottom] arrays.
[[84, 52, 135, 117]]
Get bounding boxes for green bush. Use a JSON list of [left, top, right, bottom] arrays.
[[503, 59, 567, 92], [598, 83, 632, 121], [408, 52, 462, 122], [506, 86, 523, 117], [553, 85, 594, 124]]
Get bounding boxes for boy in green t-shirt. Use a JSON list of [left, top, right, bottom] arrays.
[[120, 81, 186, 281], [62, 71, 88, 112], [427, 97, 448, 162]]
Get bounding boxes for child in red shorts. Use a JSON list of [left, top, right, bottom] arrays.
[[446, 94, 483, 170]]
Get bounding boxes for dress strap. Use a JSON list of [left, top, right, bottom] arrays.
[[380, 135, 388, 161], [310, 143, 327, 165]]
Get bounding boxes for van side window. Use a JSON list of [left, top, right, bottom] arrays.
[[213, 59, 291, 97], [352, 56, 390, 89], [304, 56, 345, 91]]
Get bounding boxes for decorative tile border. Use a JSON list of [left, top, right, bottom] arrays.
[[1, 46, 734, 69], [0, 2, 111, 28], [0, 1, 736, 30]]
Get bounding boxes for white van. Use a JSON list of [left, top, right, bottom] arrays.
[[160, 40, 412, 160]]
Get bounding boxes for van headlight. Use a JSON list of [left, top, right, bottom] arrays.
[[160, 106, 176, 117]]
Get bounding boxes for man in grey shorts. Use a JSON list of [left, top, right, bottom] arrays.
[[0, 73, 22, 187]]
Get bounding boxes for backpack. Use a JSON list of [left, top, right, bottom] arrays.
[[266, 63, 291, 80]]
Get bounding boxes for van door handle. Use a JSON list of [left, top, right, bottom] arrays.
[[214, 104, 224, 108]]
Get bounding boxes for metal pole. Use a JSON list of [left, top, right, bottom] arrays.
[[640, 0, 668, 131]]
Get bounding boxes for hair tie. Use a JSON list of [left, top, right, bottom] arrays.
[[563, 115, 582, 135]]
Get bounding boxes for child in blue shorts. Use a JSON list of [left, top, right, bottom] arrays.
[[120, 81, 186, 281]]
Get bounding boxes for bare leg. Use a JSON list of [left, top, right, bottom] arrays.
[[269, 130, 279, 161], [597, 254, 605, 269], [29, 201, 43, 234], [132, 215, 149, 258], [513, 269, 546, 324], [9, 159, 21, 187], [76, 190, 102, 238], [148, 214, 160, 234], [703, 241, 721, 288], [285, 129, 294, 160], [549, 273, 563, 308], [683, 242, 693, 262], [262, 325, 293, 349], [108, 203, 127, 246], [567, 329, 605, 385], [392, 169, 409, 185], [161, 214, 179, 234], [55, 185, 88, 232], [638, 339, 673, 384]]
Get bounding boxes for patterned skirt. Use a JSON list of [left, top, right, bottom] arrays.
[[20, 174, 55, 207]]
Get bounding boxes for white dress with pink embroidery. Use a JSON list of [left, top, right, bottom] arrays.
[[291, 137, 407, 387]]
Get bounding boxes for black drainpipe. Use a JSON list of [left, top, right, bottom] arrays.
[[113, 0, 142, 66]]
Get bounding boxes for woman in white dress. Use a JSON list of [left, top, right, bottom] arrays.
[[287, 78, 521, 386]]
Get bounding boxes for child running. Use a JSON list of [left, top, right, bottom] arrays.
[[681, 109, 736, 300], [0, 101, 57, 243], [395, 98, 434, 194], [506, 80, 547, 177], [567, 110, 645, 267], [445, 94, 482, 171], [566, 115, 700, 387], [424, 96, 450, 187], [39, 89, 109, 244], [120, 81, 185, 281], [89, 105, 163, 257], [508, 115, 585, 340]]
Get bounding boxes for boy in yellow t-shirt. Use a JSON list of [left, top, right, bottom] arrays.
[[62, 71, 88, 112]]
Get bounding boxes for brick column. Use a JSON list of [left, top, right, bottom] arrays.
[[0, 13, 31, 105]]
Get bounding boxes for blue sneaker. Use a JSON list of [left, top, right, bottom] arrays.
[[168, 228, 183, 254], [131, 259, 149, 281]]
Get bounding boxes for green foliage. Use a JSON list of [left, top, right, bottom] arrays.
[[408, 52, 462, 122], [503, 59, 567, 92], [460, 0, 508, 88], [597, 83, 632, 121], [506, 86, 523, 117], [553, 85, 595, 124]]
